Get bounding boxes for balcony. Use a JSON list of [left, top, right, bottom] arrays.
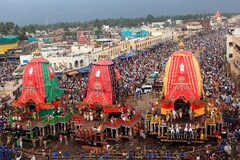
[[234, 45, 240, 53], [234, 59, 240, 69]]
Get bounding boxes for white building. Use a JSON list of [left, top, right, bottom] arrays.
[[16, 29, 173, 76], [185, 22, 203, 35], [226, 28, 240, 75], [176, 20, 183, 25], [151, 22, 165, 28]]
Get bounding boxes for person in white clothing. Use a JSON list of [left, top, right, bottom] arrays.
[[31, 155, 36, 160], [184, 124, 188, 139], [170, 124, 175, 139], [15, 151, 22, 160], [19, 139, 23, 148], [179, 109, 183, 119], [189, 124, 194, 139], [176, 124, 180, 139], [172, 109, 176, 121]]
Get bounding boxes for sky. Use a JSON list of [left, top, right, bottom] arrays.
[[0, 0, 240, 25]]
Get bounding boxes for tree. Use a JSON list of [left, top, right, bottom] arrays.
[[14, 25, 20, 35], [146, 14, 155, 23], [5, 22, 15, 34]]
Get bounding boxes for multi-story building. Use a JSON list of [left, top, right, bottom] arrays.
[[121, 28, 149, 38], [185, 22, 203, 35], [15, 30, 172, 76], [8, 42, 38, 55], [226, 28, 240, 75]]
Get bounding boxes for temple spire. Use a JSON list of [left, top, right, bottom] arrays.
[[178, 41, 185, 50]]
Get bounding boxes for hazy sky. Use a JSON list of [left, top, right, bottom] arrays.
[[1, 0, 240, 25]]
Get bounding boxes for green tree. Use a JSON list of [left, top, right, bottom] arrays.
[[146, 14, 155, 23], [14, 25, 20, 35]]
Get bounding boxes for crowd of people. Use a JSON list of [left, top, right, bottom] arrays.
[[112, 28, 239, 158], [115, 42, 176, 97], [55, 27, 239, 159], [0, 25, 239, 159], [59, 74, 87, 102], [0, 60, 19, 81]]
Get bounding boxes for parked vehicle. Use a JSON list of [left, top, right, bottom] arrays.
[[141, 84, 153, 94]]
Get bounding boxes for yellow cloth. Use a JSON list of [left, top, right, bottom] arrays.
[[200, 133, 204, 141]]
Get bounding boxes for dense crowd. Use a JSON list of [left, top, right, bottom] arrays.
[[59, 74, 88, 106], [0, 26, 239, 159], [0, 60, 19, 81], [115, 42, 176, 96], [53, 28, 240, 159], [114, 28, 239, 158]]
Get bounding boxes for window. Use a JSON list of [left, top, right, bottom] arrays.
[[229, 54, 233, 58], [229, 42, 233, 47]]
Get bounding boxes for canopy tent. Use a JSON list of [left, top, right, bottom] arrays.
[[126, 53, 135, 57], [149, 73, 157, 79], [119, 56, 126, 60], [7, 56, 16, 61], [78, 67, 90, 73], [0, 35, 18, 44], [66, 70, 78, 76]]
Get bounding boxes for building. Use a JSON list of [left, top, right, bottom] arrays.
[[0, 35, 19, 53], [78, 33, 90, 45], [15, 30, 173, 76], [210, 11, 223, 29], [226, 28, 240, 75], [151, 22, 165, 28], [76, 29, 94, 41], [185, 22, 203, 35], [121, 28, 149, 38], [176, 20, 183, 25], [35, 29, 64, 43], [8, 42, 38, 55]]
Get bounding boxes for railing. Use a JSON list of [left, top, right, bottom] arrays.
[[18, 146, 220, 160], [104, 112, 142, 129], [41, 113, 73, 126], [41, 118, 49, 126]]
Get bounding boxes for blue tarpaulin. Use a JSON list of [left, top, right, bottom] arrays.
[[138, 50, 146, 53], [78, 67, 90, 73], [127, 53, 135, 57], [23, 60, 28, 63], [112, 59, 117, 64], [119, 56, 126, 60], [7, 57, 16, 61], [28, 37, 37, 43], [55, 73, 62, 78]]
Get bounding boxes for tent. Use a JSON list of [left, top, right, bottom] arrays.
[[149, 73, 157, 79], [78, 67, 90, 73], [119, 56, 126, 60], [126, 53, 135, 57]]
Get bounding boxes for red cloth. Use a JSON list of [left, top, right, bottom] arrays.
[[52, 100, 61, 108], [89, 104, 96, 109], [103, 106, 127, 113]]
